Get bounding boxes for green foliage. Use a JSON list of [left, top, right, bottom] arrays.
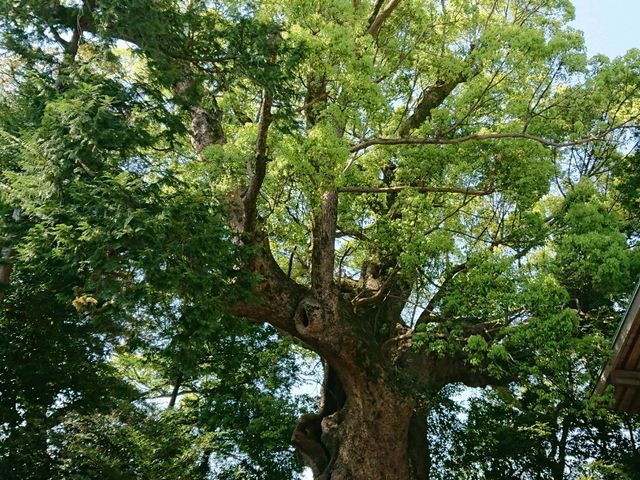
[[553, 181, 633, 309], [0, 7, 306, 477], [51, 407, 213, 480], [0, 0, 639, 478]]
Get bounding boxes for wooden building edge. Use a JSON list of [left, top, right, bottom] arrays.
[[594, 281, 640, 412]]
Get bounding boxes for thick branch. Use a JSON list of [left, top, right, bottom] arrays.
[[367, 0, 402, 36], [398, 74, 466, 137], [398, 349, 500, 388], [311, 191, 339, 295], [168, 373, 183, 409], [243, 91, 273, 234], [353, 266, 399, 306], [408, 411, 430, 480], [397, 39, 478, 138], [304, 76, 327, 126], [232, 241, 308, 338], [66, 10, 88, 59], [462, 318, 515, 342], [366, 0, 385, 29], [0, 247, 13, 302], [189, 103, 226, 154], [292, 413, 328, 477], [415, 262, 468, 325]]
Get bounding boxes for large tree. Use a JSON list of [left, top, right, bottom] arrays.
[[1, 1, 639, 479]]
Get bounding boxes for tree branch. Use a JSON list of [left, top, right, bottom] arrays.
[[243, 90, 273, 234], [311, 191, 339, 295], [398, 349, 502, 388], [232, 241, 308, 339], [0, 247, 13, 303], [353, 266, 400, 306], [337, 185, 492, 196], [336, 226, 370, 242], [168, 373, 183, 409], [367, 0, 386, 29], [416, 231, 550, 326], [398, 74, 467, 137], [351, 128, 631, 153], [396, 40, 478, 137], [367, 0, 402, 36], [48, 24, 69, 49], [188, 103, 226, 154], [415, 262, 468, 325]]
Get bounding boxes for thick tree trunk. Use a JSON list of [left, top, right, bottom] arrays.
[[327, 388, 415, 480], [294, 366, 420, 480]]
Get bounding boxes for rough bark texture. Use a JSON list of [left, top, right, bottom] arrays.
[[291, 337, 420, 480], [324, 385, 415, 480]]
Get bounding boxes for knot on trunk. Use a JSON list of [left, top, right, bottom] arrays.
[[295, 296, 324, 336]]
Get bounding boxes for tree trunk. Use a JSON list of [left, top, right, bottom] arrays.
[[552, 415, 571, 480], [328, 392, 415, 480], [294, 363, 420, 480]]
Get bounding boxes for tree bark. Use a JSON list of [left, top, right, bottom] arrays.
[[294, 360, 420, 480]]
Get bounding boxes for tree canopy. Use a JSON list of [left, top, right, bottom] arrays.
[[0, 1, 639, 479]]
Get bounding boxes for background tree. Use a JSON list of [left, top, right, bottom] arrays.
[[0, 15, 307, 478], [0, 1, 639, 479], [431, 145, 640, 480]]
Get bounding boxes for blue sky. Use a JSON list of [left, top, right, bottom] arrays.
[[571, 0, 640, 57]]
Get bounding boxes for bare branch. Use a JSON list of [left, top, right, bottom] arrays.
[[351, 127, 634, 153], [337, 185, 492, 196]]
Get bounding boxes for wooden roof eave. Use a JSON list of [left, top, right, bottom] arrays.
[[594, 281, 640, 412]]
